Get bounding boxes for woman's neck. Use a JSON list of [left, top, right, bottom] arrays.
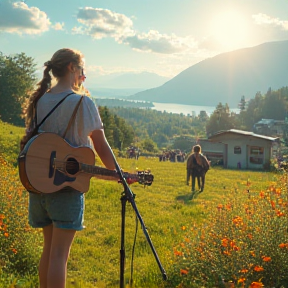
[[49, 78, 74, 93]]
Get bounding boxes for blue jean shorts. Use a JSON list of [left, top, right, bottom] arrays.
[[28, 188, 85, 231]]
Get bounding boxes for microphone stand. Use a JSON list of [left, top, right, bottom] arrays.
[[112, 155, 167, 288]]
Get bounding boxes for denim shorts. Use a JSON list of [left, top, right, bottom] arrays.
[[28, 188, 85, 230]]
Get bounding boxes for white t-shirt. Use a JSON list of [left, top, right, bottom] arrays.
[[36, 90, 103, 148]]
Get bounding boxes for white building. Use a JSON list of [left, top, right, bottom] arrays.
[[208, 129, 279, 170]]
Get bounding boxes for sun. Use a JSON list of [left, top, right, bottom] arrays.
[[210, 10, 249, 50]]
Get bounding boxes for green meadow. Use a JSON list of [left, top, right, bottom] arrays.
[[1, 120, 288, 288]]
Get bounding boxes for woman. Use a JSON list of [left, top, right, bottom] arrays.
[[186, 145, 209, 194], [22, 48, 116, 288]]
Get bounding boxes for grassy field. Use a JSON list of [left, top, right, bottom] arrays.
[[0, 120, 286, 288]]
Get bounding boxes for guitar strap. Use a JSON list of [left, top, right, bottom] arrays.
[[63, 96, 84, 138], [35, 92, 75, 131]]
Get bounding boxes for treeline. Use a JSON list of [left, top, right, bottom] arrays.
[[206, 87, 288, 136], [108, 107, 206, 148], [95, 98, 154, 108]]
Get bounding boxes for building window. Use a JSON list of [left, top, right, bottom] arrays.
[[250, 146, 264, 155], [250, 157, 263, 164], [234, 146, 241, 154]]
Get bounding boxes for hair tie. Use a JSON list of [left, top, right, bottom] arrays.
[[44, 61, 52, 68]]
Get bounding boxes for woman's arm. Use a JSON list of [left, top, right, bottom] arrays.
[[90, 129, 116, 170]]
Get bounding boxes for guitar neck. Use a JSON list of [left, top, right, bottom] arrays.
[[80, 163, 137, 182]]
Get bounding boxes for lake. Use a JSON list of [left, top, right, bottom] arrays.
[[151, 102, 240, 116]]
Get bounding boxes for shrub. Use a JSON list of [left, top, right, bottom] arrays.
[[0, 156, 41, 277], [168, 174, 288, 288]]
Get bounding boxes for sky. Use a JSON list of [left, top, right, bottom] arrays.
[[0, 0, 288, 87]]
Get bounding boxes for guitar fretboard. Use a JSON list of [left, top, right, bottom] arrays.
[[80, 163, 137, 180]]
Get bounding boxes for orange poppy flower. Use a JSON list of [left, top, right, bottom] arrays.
[[240, 269, 248, 273], [221, 238, 229, 247], [180, 269, 188, 275], [238, 278, 246, 283], [249, 281, 264, 288], [262, 256, 271, 262], [254, 265, 264, 272]]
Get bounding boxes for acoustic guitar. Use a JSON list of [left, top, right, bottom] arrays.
[[18, 133, 153, 194]]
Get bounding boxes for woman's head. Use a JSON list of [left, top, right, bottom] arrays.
[[23, 48, 85, 128], [193, 145, 201, 154], [47, 48, 84, 80]]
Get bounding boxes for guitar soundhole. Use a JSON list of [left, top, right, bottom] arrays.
[[65, 158, 79, 175]]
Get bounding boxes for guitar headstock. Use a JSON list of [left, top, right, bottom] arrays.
[[123, 169, 154, 186], [136, 170, 154, 186]]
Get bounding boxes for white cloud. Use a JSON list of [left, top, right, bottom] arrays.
[[75, 7, 134, 39], [122, 30, 197, 54], [252, 13, 288, 30], [52, 22, 64, 31], [74, 7, 197, 55], [0, 0, 51, 34]]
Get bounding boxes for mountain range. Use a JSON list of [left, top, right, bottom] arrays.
[[87, 71, 169, 98], [127, 40, 288, 108]]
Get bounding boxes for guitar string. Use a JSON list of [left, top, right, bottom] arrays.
[[25, 155, 151, 181]]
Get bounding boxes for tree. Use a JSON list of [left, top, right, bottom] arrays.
[[0, 52, 36, 125], [238, 95, 247, 111], [98, 105, 135, 150], [205, 103, 235, 136], [141, 138, 158, 153]]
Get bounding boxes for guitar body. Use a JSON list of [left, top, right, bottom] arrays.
[[18, 133, 95, 193]]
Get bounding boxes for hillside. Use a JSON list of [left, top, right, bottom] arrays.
[[128, 40, 288, 108]]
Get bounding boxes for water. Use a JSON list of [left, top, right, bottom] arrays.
[[151, 102, 240, 116]]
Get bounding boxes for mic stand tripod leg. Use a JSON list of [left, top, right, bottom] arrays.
[[120, 192, 128, 288]]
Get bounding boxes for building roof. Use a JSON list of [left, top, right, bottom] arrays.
[[209, 129, 279, 142]]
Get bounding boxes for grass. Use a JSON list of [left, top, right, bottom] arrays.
[[0, 120, 284, 288]]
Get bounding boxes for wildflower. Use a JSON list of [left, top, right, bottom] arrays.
[[174, 250, 183, 256], [259, 191, 265, 198], [240, 269, 248, 273], [276, 210, 285, 217], [238, 278, 246, 283], [254, 266, 264, 272], [181, 226, 186, 231], [11, 248, 17, 254], [270, 200, 276, 210], [226, 203, 232, 210], [262, 256, 271, 262], [250, 251, 255, 257], [249, 281, 264, 288], [275, 188, 281, 195], [247, 234, 253, 240], [279, 243, 288, 248], [4, 232, 8, 237], [232, 216, 243, 226], [217, 204, 223, 211], [221, 238, 229, 247], [180, 269, 188, 275]]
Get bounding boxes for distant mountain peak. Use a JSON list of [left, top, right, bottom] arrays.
[[127, 40, 288, 108]]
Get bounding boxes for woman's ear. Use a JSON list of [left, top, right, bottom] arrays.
[[67, 62, 75, 73]]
